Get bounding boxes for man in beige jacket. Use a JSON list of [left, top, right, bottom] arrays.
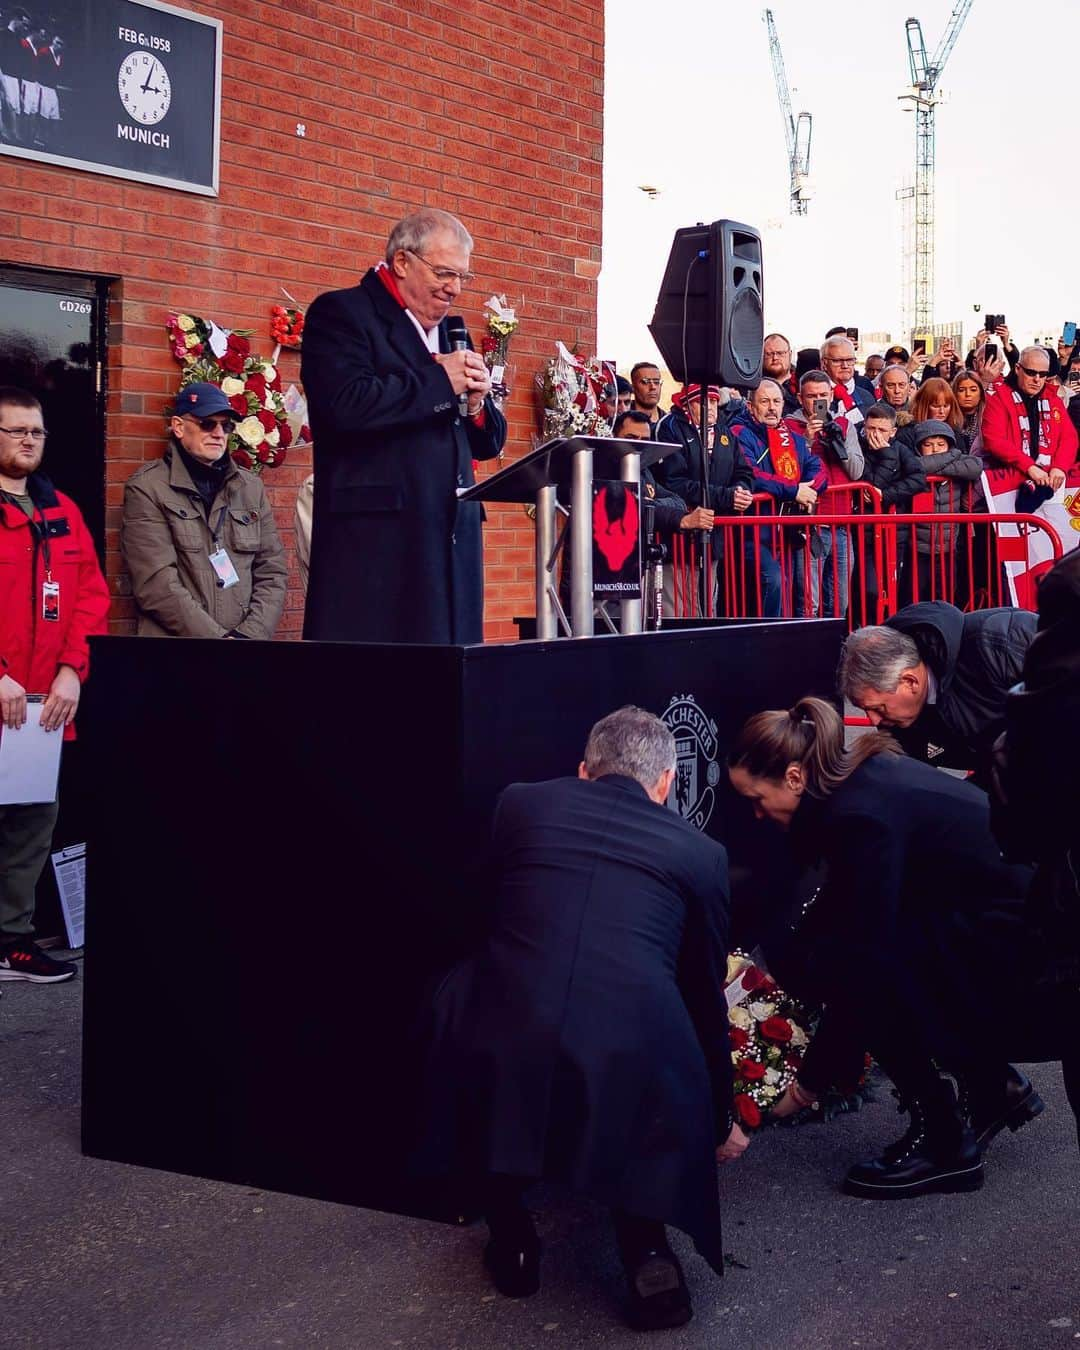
[[121, 383, 287, 639]]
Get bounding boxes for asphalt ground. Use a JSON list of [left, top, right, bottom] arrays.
[[1, 968, 1078, 1350]]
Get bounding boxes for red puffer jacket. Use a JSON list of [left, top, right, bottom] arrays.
[[0, 474, 110, 738]]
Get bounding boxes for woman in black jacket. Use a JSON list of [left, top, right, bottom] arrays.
[[728, 697, 1042, 1199]]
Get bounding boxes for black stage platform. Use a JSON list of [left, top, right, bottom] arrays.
[[80, 622, 843, 1220]]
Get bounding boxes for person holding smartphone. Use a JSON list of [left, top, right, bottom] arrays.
[[785, 370, 865, 619], [1063, 350, 1080, 440]]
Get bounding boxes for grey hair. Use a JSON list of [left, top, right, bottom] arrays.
[[837, 625, 922, 701], [385, 209, 473, 265], [799, 368, 831, 390], [1019, 346, 1049, 366], [583, 706, 676, 789], [881, 365, 911, 384], [821, 336, 855, 361], [752, 378, 783, 401]]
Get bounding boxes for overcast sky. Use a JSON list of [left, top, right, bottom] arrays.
[[598, 0, 1079, 367]]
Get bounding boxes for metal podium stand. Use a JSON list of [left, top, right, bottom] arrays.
[[460, 436, 666, 639]]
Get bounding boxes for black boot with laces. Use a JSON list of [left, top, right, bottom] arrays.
[[844, 1077, 983, 1199]]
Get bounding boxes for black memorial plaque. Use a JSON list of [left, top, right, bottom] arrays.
[[0, 0, 220, 195]]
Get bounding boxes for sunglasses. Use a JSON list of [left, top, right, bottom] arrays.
[[186, 415, 235, 432], [1018, 366, 1049, 379]]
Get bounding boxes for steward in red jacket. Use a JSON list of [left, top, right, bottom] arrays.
[[0, 386, 109, 984], [0, 474, 109, 733]]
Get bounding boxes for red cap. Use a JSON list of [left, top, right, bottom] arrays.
[[672, 383, 722, 410]]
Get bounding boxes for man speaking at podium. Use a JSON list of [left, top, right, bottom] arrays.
[[301, 210, 507, 644]]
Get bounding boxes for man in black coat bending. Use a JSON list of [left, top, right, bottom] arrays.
[[838, 601, 1036, 787], [301, 209, 507, 643], [416, 707, 741, 1331]]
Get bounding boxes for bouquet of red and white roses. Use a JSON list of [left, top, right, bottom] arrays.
[[726, 951, 811, 1131], [166, 312, 309, 473]]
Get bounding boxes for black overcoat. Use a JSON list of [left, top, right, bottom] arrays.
[[415, 774, 732, 1272], [300, 269, 506, 644], [780, 753, 1035, 1092]]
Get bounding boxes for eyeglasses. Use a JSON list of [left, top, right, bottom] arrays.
[[1018, 365, 1049, 379], [185, 415, 234, 433], [0, 425, 47, 441], [405, 249, 475, 287], [636, 377, 663, 386], [824, 357, 855, 367]]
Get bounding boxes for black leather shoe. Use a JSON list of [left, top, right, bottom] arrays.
[[483, 1234, 541, 1298], [844, 1078, 984, 1199], [969, 1066, 1045, 1152], [624, 1248, 693, 1331]]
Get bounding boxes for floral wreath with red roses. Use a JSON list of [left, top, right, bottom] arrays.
[[166, 312, 310, 473]]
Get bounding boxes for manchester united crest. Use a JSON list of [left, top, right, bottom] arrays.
[[661, 694, 720, 832]]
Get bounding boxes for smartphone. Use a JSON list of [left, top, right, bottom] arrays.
[[1068, 369, 1080, 387], [984, 342, 999, 362], [912, 338, 927, 357], [845, 326, 859, 346], [812, 397, 829, 422], [1063, 322, 1077, 346]]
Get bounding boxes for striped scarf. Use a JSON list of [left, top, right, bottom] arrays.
[[1006, 387, 1052, 466]]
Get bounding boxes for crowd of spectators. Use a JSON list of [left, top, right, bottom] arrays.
[[635, 323, 1080, 620]]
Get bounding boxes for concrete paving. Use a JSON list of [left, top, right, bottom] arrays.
[[1, 968, 1078, 1350]]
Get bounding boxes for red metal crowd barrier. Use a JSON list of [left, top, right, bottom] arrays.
[[664, 483, 1063, 628]]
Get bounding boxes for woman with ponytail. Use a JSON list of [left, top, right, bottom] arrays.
[[728, 697, 1040, 1199]]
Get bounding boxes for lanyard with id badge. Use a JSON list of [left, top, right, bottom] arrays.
[[209, 504, 240, 589], [29, 506, 62, 623]]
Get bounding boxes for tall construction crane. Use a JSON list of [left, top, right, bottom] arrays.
[[763, 9, 812, 216], [901, 1, 974, 333]]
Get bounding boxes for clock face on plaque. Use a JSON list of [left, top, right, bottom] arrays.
[[118, 50, 172, 126]]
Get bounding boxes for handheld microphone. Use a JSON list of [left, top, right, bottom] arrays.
[[445, 316, 470, 418]]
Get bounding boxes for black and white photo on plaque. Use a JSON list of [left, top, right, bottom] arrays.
[[0, 0, 220, 194]]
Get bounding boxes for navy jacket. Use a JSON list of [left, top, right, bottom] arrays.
[[416, 774, 731, 1272], [653, 406, 753, 513], [301, 269, 506, 644]]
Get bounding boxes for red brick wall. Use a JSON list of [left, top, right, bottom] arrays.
[[0, 0, 603, 641]]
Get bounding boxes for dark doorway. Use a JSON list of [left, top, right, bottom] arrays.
[[0, 267, 110, 946], [0, 267, 109, 557]]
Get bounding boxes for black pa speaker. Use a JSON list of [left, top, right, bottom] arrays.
[[648, 220, 764, 387]]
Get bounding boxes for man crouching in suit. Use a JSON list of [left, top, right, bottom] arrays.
[[415, 707, 745, 1331], [301, 208, 506, 644]]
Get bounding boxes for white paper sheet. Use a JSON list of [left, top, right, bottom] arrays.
[[51, 842, 86, 949], [0, 699, 63, 804]]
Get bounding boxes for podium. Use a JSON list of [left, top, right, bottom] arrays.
[[461, 436, 666, 639]]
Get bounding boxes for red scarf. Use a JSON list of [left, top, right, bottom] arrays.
[[375, 260, 406, 308], [1002, 386, 1053, 465], [832, 382, 854, 411], [767, 422, 800, 482]]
